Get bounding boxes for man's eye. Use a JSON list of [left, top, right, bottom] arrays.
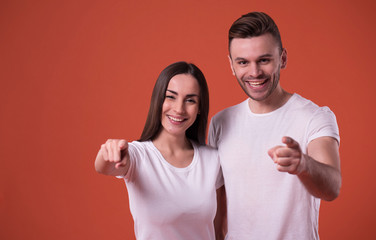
[[259, 59, 270, 64], [237, 61, 247, 65]]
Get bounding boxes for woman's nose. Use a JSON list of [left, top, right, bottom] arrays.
[[173, 100, 185, 114]]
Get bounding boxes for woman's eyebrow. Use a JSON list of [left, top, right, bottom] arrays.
[[166, 90, 199, 98], [166, 89, 177, 95]]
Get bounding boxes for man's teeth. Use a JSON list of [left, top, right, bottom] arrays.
[[168, 116, 184, 122], [248, 80, 266, 87]]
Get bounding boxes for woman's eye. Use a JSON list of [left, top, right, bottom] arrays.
[[186, 99, 197, 103], [165, 95, 175, 99]]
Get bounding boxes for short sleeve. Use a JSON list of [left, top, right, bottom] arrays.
[[215, 166, 224, 189], [208, 118, 218, 148], [116, 141, 144, 182], [307, 106, 340, 145]]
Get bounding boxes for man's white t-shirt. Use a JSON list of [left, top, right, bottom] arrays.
[[119, 140, 223, 240], [208, 94, 340, 240]]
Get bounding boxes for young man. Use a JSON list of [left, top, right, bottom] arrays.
[[209, 12, 341, 239]]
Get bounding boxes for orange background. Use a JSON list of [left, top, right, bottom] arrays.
[[1, 0, 375, 239]]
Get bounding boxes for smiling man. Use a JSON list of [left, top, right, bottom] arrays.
[[208, 12, 341, 239]]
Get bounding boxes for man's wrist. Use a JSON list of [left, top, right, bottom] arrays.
[[297, 154, 309, 176]]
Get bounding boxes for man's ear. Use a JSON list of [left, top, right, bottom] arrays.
[[228, 55, 235, 76], [281, 48, 287, 69]]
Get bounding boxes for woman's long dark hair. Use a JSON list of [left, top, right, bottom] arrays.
[[139, 61, 209, 145]]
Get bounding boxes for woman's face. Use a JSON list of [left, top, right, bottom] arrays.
[[160, 74, 200, 139]]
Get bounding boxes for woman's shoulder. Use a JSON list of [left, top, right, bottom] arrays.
[[128, 140, 153, 155], [192, 144, 221, 171], [193, 142, 218, 157]]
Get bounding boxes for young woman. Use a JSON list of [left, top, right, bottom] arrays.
[[95, 61, 224, 240]]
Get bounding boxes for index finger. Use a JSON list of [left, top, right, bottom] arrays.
[[282, 136, 300, 149]]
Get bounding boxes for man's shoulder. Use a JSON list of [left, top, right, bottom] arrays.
[[212, 99, 248, 120], [289, 94, 321, 112], [288, 94, 337, 123]]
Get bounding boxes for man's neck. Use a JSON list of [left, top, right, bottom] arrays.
[[248, 88, 292, 114]]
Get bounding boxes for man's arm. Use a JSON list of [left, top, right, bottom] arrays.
[[299, 136, 341, 201], [268, 136, 341, 201], [214, 185, 227, 240]]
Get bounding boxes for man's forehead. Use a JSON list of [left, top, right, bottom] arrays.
[[229, 36, 280, 58]]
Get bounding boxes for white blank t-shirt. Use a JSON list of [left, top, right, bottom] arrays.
[[120, 140, 223, 240], [209, 94, 340, 240]]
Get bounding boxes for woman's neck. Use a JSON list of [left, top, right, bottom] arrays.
[[152, 131, 194, 168], [152, 131, 192, 154]]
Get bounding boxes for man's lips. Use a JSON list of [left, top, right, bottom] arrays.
[[245, 79, 268, 88]]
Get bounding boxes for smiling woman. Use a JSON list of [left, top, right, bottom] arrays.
[[94, 61, 225, 240], [160, 74, 200, 141], [140, 62, 209, 145]]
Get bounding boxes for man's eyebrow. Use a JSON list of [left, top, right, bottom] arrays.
[[166, 89, 199, 98], [234, 54, 274, 61], [258, 54, 274, 58]]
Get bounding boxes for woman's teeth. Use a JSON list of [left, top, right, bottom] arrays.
[[168, 116, 184, 122]]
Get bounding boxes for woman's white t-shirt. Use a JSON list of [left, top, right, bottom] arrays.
[[119, 140, 223, 240]]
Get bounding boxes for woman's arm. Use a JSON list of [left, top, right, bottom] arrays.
[[95, 139, 131, 177]]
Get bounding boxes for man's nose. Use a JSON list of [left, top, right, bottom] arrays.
[[248, 63, 262, 78]]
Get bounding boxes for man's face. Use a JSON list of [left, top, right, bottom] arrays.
[[229, 34, 287, 102]]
